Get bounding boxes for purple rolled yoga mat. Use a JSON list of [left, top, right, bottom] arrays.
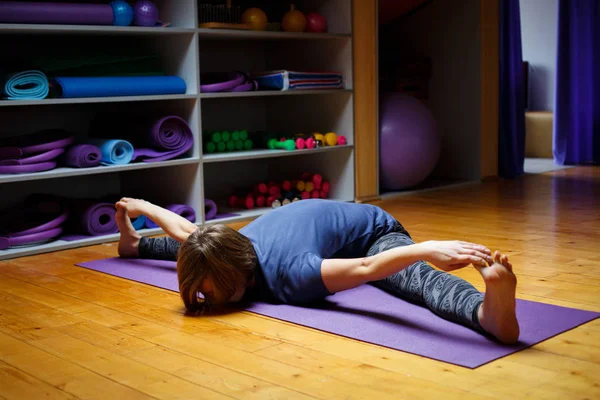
[[204, 199, 218, 220], [0, 226, 63, 250], [0, 1, 113, 25], [0, 148, 64, 166], [145, 204, 195, 229], [66, 201, 117, 237], [0, 129, 74, 161], [0, 161, 56, 174], [131, 116, 194, 163], [61, 144, 102, 168], [77, 256, 600, 369]]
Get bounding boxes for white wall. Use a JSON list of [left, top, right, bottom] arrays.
[[519, 0, 558, 111]]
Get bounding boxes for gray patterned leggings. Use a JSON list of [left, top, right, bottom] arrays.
[[367, 231, 485, 333]]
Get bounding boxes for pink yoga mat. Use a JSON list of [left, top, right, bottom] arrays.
[[76, 257, 600, 368]]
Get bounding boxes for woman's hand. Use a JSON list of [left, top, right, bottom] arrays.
[[418, 240, 493, 271], [115, 197, 151, 219]]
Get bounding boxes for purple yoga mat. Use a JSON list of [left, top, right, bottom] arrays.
[[0, 129, 74, 161], [61, 144, 102, 168], [65, 201, 117, 237], [0, 1, 113, 25], [132, 116, 194, 163], [76, 257, 600, 368]]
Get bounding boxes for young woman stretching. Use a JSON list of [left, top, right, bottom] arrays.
[[115, 197, 520, 344]]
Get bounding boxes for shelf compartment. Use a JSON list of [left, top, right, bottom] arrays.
[[0, 31, 199, 106], [197, 28, 350, 40], [0, 0, 197, 31], [0, 94, 197, 108], [198, 38, 353, 91], [0, 97, 201, 184], [203, 144, 353, 163], [200, 92, 354, 149], [0, 163, 203, 260], [197, 0, 351, 36], [202, 147, 355, 223]]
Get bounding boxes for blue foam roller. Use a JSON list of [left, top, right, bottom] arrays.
[[131, 215, 146, 230], [52, 76, 187, 98], [87, 139, 134, 165]]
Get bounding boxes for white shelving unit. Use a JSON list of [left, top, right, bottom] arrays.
[[0, 0, 355, 260]]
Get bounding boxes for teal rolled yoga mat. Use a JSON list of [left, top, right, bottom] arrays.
[[87, 139, 134, 165], [2, 70, 49, 100]]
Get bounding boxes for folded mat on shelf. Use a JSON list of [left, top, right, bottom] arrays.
[[145, 204, 196, 229], [60, 144, 102, 168], [131, 116, 194, 162], [2, 69, 50, 100], [76, 256, 600, 368], [0, 129, 75, 174], [251, 70, 344, 91], [0, 1, 114, 25], [0, 197, 69, 250], [204, 198, 239, 220], [199, 71, 257, 93], [51, 76, 187, 98], [86, 139, 134, 165]]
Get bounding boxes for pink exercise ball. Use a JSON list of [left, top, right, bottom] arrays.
[[379, 93, 440, 190]]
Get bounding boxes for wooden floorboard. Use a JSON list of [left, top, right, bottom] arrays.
[[1, 166, 599, 399]]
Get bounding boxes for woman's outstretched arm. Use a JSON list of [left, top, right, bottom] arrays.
[[321, 240, 493, 294], [116, 197, 197, 242]]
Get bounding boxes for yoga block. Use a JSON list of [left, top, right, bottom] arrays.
[[525, 111, 553, 158]]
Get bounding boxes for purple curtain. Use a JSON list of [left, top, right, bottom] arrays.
[[553, 0, 600, 165], [498, 0, 526, 178]]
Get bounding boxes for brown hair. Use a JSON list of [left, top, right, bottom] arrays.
[[176, 224, 256, 313]]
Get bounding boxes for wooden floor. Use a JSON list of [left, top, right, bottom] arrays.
[[1, 167, 599, 400]]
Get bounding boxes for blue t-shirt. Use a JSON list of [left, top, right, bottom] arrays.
[[239, 199, 401, 304]]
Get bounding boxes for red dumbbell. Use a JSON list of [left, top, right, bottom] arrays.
[[321, 181, 330, 193], [296, 138, 306, 149], [312, 173, 323, 187], [255, 182, 268, 194], [337, 135, 347, 145], [305, 137, 316, 149], [301, 191, 311, 200], [281, 180, 292, 192], [267, 195, 277, 205], [311, 190, 320, 198], [254, 195, 266, 207], [320, 190, 329, 199], [228, 194, 254, 209]]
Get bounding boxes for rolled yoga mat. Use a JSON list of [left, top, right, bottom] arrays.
[[60, 144, 102, 168], [76, 256, 600, 369], [63, 201, 118, 238], [0, 201, 68, 250], [52, 76, 187, 98], [131, 215, 146, 230], [87, 139, 134, 165], [145, 204, 196, 229], [2, 70, 49, 100], [204, 199, 218, 220], [131, 116, 194, 162], [0, 1, 114, 25], [0, 129, 74, 161]]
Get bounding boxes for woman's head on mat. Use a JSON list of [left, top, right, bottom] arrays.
[[177, 223, 256, 312]]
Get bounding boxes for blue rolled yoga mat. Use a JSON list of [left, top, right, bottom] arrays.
[[52, 76, 187, 98], [87, 139, 134, 165], [3, 70, 49, 100]]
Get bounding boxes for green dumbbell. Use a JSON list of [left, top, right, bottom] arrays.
[[205, 142, 216, 153], [217, 142, 226, 152], [226, 140, 236, 151], [235, 140, 244, 151], [231, 130, 240, 141], [221, 131, 231, 142], [244, 139, 253, 150], [238, 130, 248, 141], [210, 131, 221, 143], [267, 138, 296, 151]]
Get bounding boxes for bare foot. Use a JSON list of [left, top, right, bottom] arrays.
[[475, 251, 520, 344], [115, 206, 141, 258]]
